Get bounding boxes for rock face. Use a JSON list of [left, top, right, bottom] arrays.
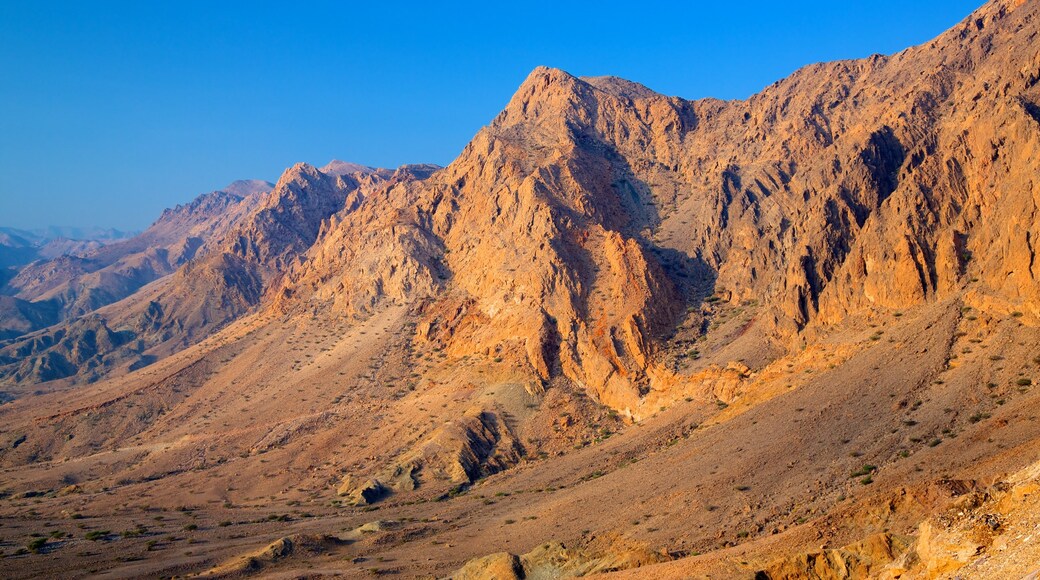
[[268, 0, 1040, 416]]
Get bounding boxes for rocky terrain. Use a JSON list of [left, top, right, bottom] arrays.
[[0, 0, 1038, 578]]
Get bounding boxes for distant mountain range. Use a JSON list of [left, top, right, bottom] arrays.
[[0, 226, 135, 244], [0, 226, 135, 269]]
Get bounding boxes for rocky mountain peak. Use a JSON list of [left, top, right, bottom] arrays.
[[221, 178, 274, 197], [320, 160, 377, 177]]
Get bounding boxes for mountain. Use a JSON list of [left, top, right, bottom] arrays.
[[0, 180, 273, 346], [0, 0, 1038, 578], [0, 164, 443, 386], [0, 226, 132, 271]]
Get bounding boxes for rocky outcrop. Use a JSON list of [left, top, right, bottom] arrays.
[[332, 407, 523, 505], [396, 408, 524, 484], [203, 534, 347, 577], [755, 533, 911, 580], [336, 477, 390, 506], [881, 460, 1040, 578], [449, 537, 670, 579]]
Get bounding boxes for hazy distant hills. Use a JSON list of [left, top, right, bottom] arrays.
[[0, 180, 273, 344], [0, 226, 135, 268], [0, 226, 134, 244]]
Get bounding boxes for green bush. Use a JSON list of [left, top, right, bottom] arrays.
[[851, 465, 877, 477], [26, 538, 46, 553]]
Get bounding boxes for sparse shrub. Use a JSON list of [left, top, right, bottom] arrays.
[[1016, 378, 1032, 386], [968, 412, 991, 424], [851, 465, 877, 477], [26, 538, 46, 553]]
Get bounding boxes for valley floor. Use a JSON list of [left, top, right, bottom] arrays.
[[1, 300, 1039, 578]]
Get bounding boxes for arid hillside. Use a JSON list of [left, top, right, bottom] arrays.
[[0, 0, 1038, 578]]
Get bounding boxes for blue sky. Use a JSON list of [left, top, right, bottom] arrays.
[[0, 1, 983, 231]]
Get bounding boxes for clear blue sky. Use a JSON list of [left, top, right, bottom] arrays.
[[0, 0, 983, 231]]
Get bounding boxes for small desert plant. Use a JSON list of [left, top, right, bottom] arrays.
[[26, 538, 46, 553], [851, 465, 877, 477], [968, 412, 991, 424]]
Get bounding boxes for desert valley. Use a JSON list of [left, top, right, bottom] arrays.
[[1, 1, 1040, 578]]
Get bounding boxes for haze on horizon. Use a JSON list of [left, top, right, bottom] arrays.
[[0, 0, 982, 231]]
